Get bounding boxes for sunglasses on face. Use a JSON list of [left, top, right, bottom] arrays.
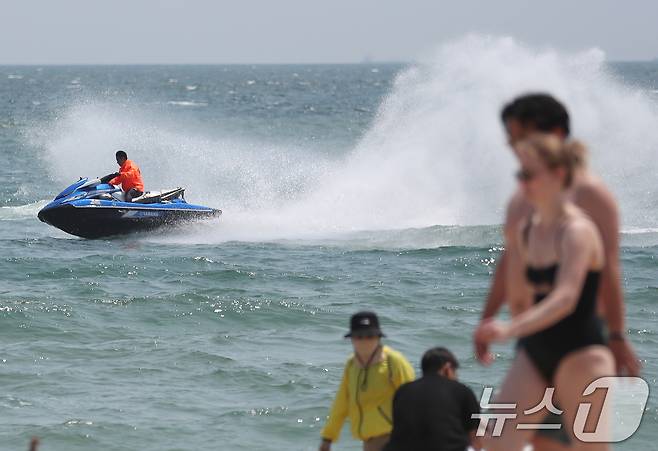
[[515, 168, 537, 182], [352, 335, 378, 341]]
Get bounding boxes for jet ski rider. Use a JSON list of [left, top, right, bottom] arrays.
[[101, 150, 145, 202]]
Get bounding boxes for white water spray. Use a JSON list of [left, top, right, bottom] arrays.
[[34, 36, 658, 244]]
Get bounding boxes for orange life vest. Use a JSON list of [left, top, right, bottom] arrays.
[[109, 160, 144, 192]]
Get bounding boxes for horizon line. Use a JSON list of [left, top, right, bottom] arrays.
[[0, 60, 408, 67], [1, 57, 656, 67]]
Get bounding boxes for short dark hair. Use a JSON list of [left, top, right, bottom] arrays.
[[116, 150, 128, 160], [501, 93, 570, 137], [421, 347, 459, 375]]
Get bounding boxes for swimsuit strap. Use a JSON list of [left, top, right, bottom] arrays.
[[523, 214, 569, 260]]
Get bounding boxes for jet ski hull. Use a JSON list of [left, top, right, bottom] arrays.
[[38, 202, 221, 239]]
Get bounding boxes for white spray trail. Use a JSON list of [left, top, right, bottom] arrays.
[[33, 35, 658, 244], [289, 36, 658, 232]]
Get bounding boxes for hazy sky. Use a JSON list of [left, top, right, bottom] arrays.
[[2, 0, 657, 64]]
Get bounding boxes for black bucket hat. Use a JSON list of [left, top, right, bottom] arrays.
[[345, 311, 385, 338]]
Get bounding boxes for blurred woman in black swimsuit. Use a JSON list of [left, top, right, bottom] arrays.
[[475, 134, 615, 451]]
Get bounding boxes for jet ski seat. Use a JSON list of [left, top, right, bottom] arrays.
[[133, 188, 185, 204]]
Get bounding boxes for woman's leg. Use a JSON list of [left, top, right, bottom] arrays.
[[553, 345, 615, 451], [483, 349, 549, 451]]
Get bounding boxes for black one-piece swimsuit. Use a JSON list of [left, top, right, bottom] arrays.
[[517, 264, 606, 383]]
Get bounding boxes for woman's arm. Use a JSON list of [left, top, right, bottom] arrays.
[[474, 192, 532, 362], [505, 219, 597, 339]]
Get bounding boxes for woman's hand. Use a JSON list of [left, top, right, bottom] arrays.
[[473, 320, 495, 365], [474, 318, 511, 344]]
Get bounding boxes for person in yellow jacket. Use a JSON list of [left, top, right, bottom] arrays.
[[319, 311, 415, 451]]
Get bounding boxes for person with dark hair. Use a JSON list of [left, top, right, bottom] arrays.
[[500, 93, 570, 139], [384, 347, 481, 451], [319, 312, 415, 451], [102, 150, 144, 202]]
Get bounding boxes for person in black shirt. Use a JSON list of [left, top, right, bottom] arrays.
[[384, 347, 482, 451]]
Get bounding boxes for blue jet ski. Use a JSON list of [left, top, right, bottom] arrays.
[[38, 177, 221, 238]]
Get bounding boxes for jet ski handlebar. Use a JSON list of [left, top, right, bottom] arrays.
[[99, 173, 119, 184]]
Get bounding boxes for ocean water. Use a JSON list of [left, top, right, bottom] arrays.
[[0, 36, 657, 450]]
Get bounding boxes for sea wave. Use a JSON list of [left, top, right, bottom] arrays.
[[166, 100, 208, 107]]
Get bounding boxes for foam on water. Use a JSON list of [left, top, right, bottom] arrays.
[[0, 201, 49, 220], [166, 101, 208, 107], [32, 35, 658, 245]]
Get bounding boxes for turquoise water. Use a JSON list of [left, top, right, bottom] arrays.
[[1, 38, 657, 450]]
